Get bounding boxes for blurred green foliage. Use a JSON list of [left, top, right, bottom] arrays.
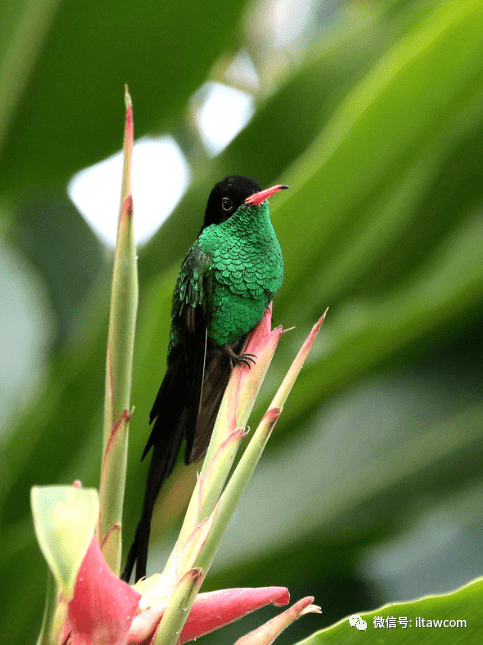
[[1, 0, 483, 643], [299, 576, 483, 642]]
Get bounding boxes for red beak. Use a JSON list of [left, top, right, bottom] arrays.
[[245, 184, 289, 206]]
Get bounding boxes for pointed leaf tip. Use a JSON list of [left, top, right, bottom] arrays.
[[268, 312, 327, 414], [309, 308, 328, 341], [124, 84, 132, 109]]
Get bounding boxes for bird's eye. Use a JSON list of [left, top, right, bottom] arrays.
[[221, 197, 233, 212]]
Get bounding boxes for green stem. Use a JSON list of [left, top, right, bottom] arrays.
[[37, 571, 57, 645], [98, 88, 138, 574], [36, 571, 69, 645], [152, 568, 204, 645]]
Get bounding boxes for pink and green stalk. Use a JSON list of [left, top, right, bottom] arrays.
[[98, 86, 138, 573]]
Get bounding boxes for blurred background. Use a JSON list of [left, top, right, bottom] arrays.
[[1, 0, 483, 642]]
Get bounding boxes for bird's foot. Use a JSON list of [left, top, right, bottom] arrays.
[[223, 345, 257, 369]]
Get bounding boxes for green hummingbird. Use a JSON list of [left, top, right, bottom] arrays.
[[122, 175, 287, 582]]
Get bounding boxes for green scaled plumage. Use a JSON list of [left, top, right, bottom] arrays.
[[170, 199, 283, 351], [122, 175, 286, 584]]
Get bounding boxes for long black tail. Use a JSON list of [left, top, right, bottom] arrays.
[[121, 414, 185, 582], [121, 330, 246, 583]]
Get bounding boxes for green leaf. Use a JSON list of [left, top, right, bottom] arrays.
[[30, 485, 98, 600], [275, 0, 483, 317], [295, 576, 482, 643]]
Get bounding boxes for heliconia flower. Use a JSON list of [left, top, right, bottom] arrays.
[[60, 537, 293, 645], [127, 584, 290, 644], [57, 532, 309, 645], [60, 308, 325, 645], [61, 537, 141, 645]]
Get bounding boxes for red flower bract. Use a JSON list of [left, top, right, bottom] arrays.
[[62, 537, 141, 645], [180, 586, 290, 643], [128, 585, 290, 644]]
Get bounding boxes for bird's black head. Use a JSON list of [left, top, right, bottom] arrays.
[[203, 175, 262, 229]]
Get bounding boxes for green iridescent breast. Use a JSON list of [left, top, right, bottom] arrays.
[[199, 200, 283, 345], [169, 199, 283, 351]]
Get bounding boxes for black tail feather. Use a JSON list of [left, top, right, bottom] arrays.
[[121, 411, 185, 582]]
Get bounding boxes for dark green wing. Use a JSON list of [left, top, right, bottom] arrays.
[[167, 244, 211, 354], [170, 243, 244, 463], [123, 244, 211, 583], [146, 242, 212, 459]]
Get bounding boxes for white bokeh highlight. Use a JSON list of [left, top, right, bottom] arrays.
[[68, 136, 190, 247], [194, 82, 255, 156]]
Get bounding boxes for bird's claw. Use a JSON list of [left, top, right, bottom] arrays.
[[237, 352, 257, 368], [223, 345, 257, 369]]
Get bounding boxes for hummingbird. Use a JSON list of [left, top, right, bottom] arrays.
[[122, 175, 287, 582]]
